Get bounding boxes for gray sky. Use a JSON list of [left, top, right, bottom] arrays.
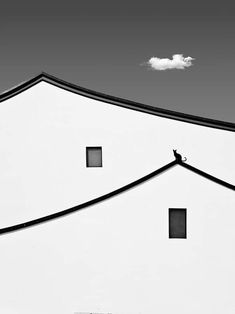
[[1, 1, 235, 122]]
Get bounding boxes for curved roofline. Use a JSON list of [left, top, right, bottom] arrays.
[[0, 159, 234, 236], [0, 72, 235, 132]]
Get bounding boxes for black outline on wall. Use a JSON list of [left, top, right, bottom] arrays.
[[169, 208, 187, 239], [0, 159, 234, 236], [86, 146, 103, 167], [0, 72, 235, 132]]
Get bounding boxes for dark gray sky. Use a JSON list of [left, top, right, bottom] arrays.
[[1, 1, 235, 122]]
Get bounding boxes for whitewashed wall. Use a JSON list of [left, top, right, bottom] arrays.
[[0, 81, 234, 226], [0, 82, 235, 314], [0, 166, 235, 314]]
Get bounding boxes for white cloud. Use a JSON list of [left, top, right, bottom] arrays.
[[147, 54, 195, 71]]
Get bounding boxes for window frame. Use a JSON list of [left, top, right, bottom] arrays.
[[86, 146, 103, 167], [168, 208, 187, 239]]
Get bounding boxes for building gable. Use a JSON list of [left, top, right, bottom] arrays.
[[1, 72, 235, 131]]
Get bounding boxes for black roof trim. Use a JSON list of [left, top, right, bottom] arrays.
[[0, 159, 234, 236], [0, 160, 177, 235], [181, 162, 235, 190], [0, 72, 235, 131]]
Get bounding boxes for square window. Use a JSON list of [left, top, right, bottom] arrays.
[[86, 147, 102, 167], [169, 208, 187, 239]]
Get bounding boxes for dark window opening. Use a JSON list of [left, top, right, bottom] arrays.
[[169, 208, 187, 239], [86, 147, 102, 167]]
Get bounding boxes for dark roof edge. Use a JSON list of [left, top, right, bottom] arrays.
[[180, 162, 235, 190], [0, 72, 235, 132], [0, 159, 234, 236], [0, 160, 177, 235]]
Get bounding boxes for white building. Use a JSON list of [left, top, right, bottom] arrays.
[[0, 73, 235, 314]]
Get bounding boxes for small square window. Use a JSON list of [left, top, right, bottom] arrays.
[[169, 208, 187, 239], [86, 147, 102, 167]]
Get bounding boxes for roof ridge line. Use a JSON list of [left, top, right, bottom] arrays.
[[0, 72, 235, 131], [0, 159, 234, 236], [179, 162, 235, 190], [0, 160, 177, 235]]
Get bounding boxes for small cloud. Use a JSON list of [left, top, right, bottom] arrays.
[[146, 54, 195, 71]]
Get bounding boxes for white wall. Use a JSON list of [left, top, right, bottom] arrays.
[[0, 81, 234, 227], [0, 166, 235, 314], [0, 82, 235, 313]]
